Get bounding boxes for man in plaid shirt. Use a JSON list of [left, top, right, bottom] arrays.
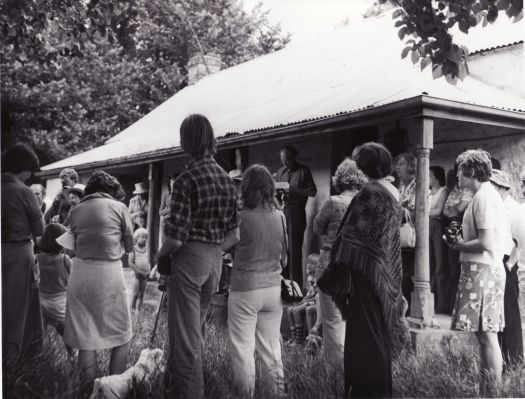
[[158, 114, 239, 398]]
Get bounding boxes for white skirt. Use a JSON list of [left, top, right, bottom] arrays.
[[40, 291, 66, 326], [64, 258, 132, 350]]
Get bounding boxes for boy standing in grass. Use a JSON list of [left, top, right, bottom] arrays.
[[129, 228, 150, 311]]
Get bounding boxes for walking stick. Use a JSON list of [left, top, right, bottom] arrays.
[[149, 289, 165, 349]]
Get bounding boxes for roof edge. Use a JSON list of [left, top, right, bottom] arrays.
[[38, 94, 525, 178]]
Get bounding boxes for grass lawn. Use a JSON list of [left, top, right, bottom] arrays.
[[5, 280, 525, 398]]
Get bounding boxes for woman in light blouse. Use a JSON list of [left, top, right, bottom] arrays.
[[445, 150, 506, 396], [313, 158, 366, 356], [395, 152, 417, 310], [64, 170, 134, 384]]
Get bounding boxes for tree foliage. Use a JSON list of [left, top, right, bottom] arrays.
[[0, 0, 290, 165], [379, 0, 523, 83]]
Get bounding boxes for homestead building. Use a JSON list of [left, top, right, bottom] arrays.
[[40, 14, 525, 327]]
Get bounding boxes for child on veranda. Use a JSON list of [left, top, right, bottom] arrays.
[[36, 223, 73, 354], [287, 253, 320, 343], [129, 228, 150, 311]]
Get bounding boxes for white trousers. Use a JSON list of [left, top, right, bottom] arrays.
[[228, 285, 285, 397], [318, 290, 345, 357]]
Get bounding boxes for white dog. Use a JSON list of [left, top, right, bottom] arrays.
[[89, 348, 164, 399]]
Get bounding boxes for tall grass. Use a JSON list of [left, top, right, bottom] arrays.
[[5, 302, 525, 398]]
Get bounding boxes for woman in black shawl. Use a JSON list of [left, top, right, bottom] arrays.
[[318, 142, 409, 398]]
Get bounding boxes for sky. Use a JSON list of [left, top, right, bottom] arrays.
[[242, 0, 372, 44]]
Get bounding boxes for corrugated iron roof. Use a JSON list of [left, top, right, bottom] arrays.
[[42, 13, 525, 172]]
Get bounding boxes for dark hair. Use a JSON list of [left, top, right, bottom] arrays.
[[394, 152, 417, 177], [59, 168, 78, 184], [446, 168, 457, 190], [456, 149, 492, 182], [180, 114, 217, 160], [353, 142, 393, 179], [491, 157, 501, 170], [241, 164, 280, 210], [2, 143, 40, 174], [279, 145, 298, 158], [84, 170, 123, 199], [429, 166, 446, 187], [40, 223, 67, 254]]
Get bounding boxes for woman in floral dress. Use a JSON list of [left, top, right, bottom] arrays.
[[445, 149, 507, 395]]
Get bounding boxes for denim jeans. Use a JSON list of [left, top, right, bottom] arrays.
[[163, 241, 222, 399]]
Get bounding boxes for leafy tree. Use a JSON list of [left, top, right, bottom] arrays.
[[379, 0, 523, 83], [1, 0, 289, 165]]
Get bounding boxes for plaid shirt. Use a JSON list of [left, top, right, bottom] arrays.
[[165, 157, 239, 245]]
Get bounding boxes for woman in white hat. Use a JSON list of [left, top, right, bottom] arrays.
[[128, 182, 148, 231]]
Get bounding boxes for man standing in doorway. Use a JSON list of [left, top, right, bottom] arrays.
[[276, 145, 317, 288]]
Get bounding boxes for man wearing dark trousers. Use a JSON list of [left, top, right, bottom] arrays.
[[275, 145, 317, 288]]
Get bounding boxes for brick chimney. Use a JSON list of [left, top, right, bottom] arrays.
[[187, 53, 222, 85]]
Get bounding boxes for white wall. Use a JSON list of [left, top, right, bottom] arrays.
[[469, 44, 524, 99], [247, 134, 333, 280]]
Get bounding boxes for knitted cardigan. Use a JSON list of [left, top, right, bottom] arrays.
[[317, 181, 409, 346]]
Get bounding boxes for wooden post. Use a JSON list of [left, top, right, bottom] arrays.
[[408, 117, 434, 328], [235, 146, 249, 171], [147, 161, 163, 266]]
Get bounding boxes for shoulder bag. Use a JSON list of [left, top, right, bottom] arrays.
[[400, 208, 416, 248]]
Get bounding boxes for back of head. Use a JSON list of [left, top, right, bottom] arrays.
[[456, 149, 492, 182], [2, 143, 40, 174], [241, 164, 278, 210], [41, 223, 67, 254], [353, 142, 393, 179], [429, 165, 446, 187], [85, 170, 122, 198], [332, 158, 367, 193], [180, 114, 217, 160]]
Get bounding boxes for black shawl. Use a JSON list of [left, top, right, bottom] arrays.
[[317, 181, 409, 345]]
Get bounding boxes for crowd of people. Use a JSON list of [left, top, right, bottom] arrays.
[[2, 114, 525, 398]]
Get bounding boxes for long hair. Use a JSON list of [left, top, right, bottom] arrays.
[[180, 114, 217, 160], [40, 223, 67, 254], [394, 152, 417, 178], [241, 164, 280, 210]]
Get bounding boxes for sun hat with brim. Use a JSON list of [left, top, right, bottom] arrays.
[[68, 183, 86, 198], [489, 169, 511, 189], [133, 182, 148, 194], [228, 169, 243, 181]]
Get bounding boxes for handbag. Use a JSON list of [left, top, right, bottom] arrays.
[[400, 208, 416, 248], [281, 278, 304, 302]]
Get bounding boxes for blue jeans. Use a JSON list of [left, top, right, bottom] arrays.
[[163, 241, 222, 399]]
